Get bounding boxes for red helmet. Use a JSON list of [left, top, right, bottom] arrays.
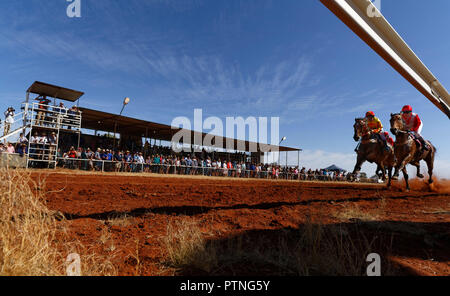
[[402, 105, 412, 113], [365, 111, 375, 117]]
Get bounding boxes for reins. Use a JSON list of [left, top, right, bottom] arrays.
[[391, 115, 413, 147]]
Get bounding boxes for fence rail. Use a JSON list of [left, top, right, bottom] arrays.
[[29, 102, 81, 131], [54, 157, 378, 183], [1, 111, 26, 140], [0, 153, 27, 168]]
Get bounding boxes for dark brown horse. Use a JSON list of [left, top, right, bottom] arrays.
[[353, 118, 396, 186], [389, 113, 436, 190]]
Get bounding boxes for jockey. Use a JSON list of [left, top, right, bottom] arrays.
[[365, 111, 390, 151], [401, 105, 430, 151]]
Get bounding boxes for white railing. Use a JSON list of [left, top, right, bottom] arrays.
[[0, 111, 26, 141], [28, 102, 81, 131], [51, 158, 377, 183]]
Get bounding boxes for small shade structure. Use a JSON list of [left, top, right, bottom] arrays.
[[324, 164, 346, 172], [26, 81, 84, 102]]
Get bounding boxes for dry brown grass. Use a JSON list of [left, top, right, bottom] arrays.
[[162, 217, 395, 276], [0, 169, 117, 276], [332, 197, 386, 222], [104, 213, 132, 227], [162, 219, 218, 273], [332, 204, 380, 222]]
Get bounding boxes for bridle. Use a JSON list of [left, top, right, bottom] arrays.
[[354, 118, 371, 139], [390, 113, 413, 145], [390, 113, 408, 135]]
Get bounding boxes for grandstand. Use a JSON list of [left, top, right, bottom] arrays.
[[0, 82, 301, 169]]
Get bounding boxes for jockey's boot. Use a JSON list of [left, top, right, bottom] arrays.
[[383, 141, 390, 152], [419, 137, 430, 152]]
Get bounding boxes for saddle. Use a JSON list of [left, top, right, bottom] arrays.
[[408, 132, 423, 149], [408, 132, 430, 153], [372, 133, 393, 151], [356, 133, 391, 153], [363, 133, 379, 143]]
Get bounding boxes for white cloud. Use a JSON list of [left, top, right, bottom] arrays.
[[295, 149, 362, 172]]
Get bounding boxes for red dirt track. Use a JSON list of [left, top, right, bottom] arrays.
[[34, 171, 450, 276]]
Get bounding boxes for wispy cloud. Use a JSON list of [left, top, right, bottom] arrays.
[[0, 19, 317, 115], [293, 149, 358, 172], [0, 0, 414, 126]]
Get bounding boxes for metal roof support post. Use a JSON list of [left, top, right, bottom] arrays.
[[113, 122, 118, 151], [144, 127, 148, 158], [285, 151, 288, 179], [23, 91, 30, 133], [26, 101, 35, 169]]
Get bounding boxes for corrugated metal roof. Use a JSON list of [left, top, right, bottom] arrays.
[[79, 107, 300, 152]]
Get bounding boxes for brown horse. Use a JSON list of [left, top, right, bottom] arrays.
[[389, 113, 436, 190], [353, 118, 396, 186]]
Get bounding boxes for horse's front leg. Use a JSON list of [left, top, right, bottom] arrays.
[[387, 166, 393, 188], [392, 155, 408, 180], [377, 163, 386, 183], [402, 167, 410, 191], [375, 164, 381, 176], [352, 154, 365, 176], [392, 164, 401, 180]]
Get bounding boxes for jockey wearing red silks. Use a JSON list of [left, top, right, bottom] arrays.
[[401, 105, 423, 134], [401, 105, 429, 151]]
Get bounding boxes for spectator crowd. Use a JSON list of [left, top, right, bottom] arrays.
[[48, 142, 355, 182], [1, 101, 361, 182]]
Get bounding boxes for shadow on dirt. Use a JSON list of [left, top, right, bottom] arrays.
[[165, 220, 449, 276], [61, 191, 445, 220]]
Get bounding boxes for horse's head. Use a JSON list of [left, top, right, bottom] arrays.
[[390, 113, 405, 136], [353, 118, 368, 141]]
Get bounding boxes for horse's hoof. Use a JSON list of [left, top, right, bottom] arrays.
[[417, 173, 424, 179]]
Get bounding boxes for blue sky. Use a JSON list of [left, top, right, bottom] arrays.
[[0, 0, 449, 177]]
